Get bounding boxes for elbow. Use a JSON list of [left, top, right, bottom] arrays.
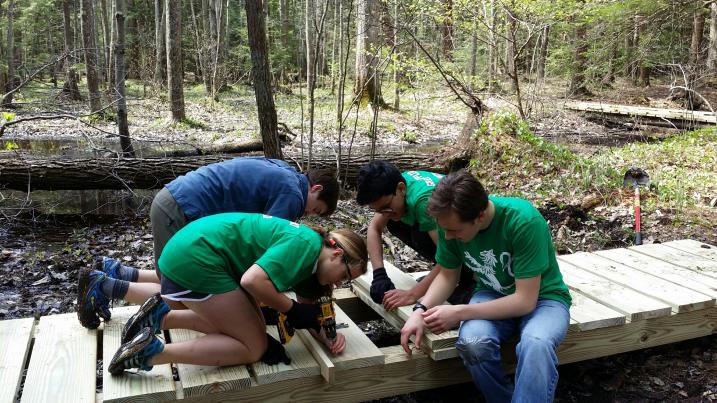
[[519, 298, 538, 316], [239, 274, 256, 294]]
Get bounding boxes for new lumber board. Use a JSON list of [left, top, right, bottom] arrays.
[[663, 240, 717, 261], [564, 101, 716, 123], [103, 306, 176, 403], [595, 247, 717, 299], [560, 252, 714, 312], [20, 313, 96, 403], [175, 345, 472, 403], [629, 244, 717, 279], [250, 326, 321, 385], [557, 259, 673, 321], [169, 328, 252, 398], [0, 317, 34, 403]]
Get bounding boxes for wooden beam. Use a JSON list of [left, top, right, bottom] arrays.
[[103, 306, 176, 403], [0, 317, 34, 403], [558, 259, 673, 321], [564, 101, 716, 124], [169, 328, 252, 398], [663, 239, 717, 261], [595, 247, 717, 299], [629, 244, 717, 279], [20, 313, 96, 403], [560, 252, 715, 313], [250, 326, 321, 385], [178, 345, 473, 403]]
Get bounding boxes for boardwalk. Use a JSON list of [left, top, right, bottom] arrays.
[[1, 239, 716, 402]]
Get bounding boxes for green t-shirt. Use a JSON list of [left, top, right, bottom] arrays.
[[158, 213, 323, 297], [400, 171, 444, 232], [435, 196, 572, 308]]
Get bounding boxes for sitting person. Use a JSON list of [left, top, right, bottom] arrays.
[[400, 171, 572, 402], [78, 156, 339, 329], [80, 213, 368, 372], [355, 160, 475, 310]]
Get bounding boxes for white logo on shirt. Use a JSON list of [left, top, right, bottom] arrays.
[[463, 249, 514, 292]]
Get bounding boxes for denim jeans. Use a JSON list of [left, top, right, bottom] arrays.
[[455, 290, 570, 403]]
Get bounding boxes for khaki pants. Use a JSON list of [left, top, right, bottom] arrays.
[[150, 187, 187, 277]]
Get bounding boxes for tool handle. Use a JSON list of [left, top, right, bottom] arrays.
[[634, 185, 642, 245]]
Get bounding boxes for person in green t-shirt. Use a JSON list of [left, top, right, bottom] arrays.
[[400, 171, 572, 402], [356, 161, 476, 310], [96, 213, 367, 375]]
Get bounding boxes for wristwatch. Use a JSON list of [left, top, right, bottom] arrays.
[[413, 303, 427, 312]]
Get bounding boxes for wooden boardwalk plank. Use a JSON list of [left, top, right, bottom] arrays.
[[103, 306, 176, 403], [560, 252, 715, 312], [629, 244, 717, 279], [250, 326, 320, 385], [20, 313, 96, 403], [569, 290, 626, 331], [0, 317, 34, 403], [557, 259, 673, 321], [297, 304, 384, 372], [663, 239, 717, 261], [596, 247, 717, 299], [564, 101, 716, 124], [170, 328, 252, 398]]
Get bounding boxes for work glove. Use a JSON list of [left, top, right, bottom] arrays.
[[260, 333, 291, 365], [285, 300, 321, 331], [260, 305, 279, 326], [370, 267, 395, 304]]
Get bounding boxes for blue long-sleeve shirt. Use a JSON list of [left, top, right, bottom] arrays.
[[165, 157, 308, 222]]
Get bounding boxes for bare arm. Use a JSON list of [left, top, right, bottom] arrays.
[[367, 213, 391, 270], [240, 264, 294, 313]]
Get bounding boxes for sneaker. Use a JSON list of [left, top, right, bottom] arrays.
[[94, 256, 122, 280], [77, 268, 111, 329], [121, 293, 170, 344], [108, 327, 164, 375]]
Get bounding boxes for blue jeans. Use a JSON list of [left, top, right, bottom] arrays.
[[455, 290, 570, 403]]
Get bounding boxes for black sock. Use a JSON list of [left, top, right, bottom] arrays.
[[101, 277, 130, 300], [118, 265, 139, 282]]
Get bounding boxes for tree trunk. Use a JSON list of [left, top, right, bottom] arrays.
[[569, 13, 590, 96], [536, 25, 549, 83], [690, 10, 706, 66], [601, 37, 617, 85], [154, 0, 167, 85], [393, 0, 400, 109], [114, 0, 135, 157], [62, 0, 82, 100], [487, 0, 496, 91], [2, 0, 15, 107], [441, 0, 453, 61], [100, 0, 111, 86], [306, 0, 317, 168], [708, 2, 717, 75], [81, 0, 102, 112], [0, 151, 444, 191], [280, 0, 289, 49], [211, 0, 228, 99], [245, 0, 283, 160], [166, 0, 185, 122], [354, 0, 384, 106], [469, 16, 477, 78]]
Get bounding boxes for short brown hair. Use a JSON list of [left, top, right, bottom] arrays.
[[306, 169, 339, 216], [427, 170, 489, 222]]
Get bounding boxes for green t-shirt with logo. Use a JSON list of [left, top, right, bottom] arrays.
[[400, 171, 444, 232], [435, 196, 572, 308], [159, 213, 323, 298]]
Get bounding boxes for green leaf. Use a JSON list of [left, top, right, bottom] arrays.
[[2, 111, 15, 122]]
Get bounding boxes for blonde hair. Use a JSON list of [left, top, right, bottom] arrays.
[[306, 225, 368, 274]]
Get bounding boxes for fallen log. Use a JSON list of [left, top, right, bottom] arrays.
[[565, 100, 716, 129], [0, 150, 447, 191]]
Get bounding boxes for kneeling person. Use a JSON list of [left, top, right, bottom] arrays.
[[356, 161, 475, 310]]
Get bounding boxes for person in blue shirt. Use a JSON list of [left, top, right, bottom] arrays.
[[77, 156, 339, 329]]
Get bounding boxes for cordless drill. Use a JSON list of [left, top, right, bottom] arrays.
[[277, 295, 337, 344]]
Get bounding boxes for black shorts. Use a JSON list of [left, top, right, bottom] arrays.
[[161, 275, 213, 302]]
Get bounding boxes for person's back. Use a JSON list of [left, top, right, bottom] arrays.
[[166, 157, 309, 221]]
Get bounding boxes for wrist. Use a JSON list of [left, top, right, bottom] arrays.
[[413, 302, 427, 312]]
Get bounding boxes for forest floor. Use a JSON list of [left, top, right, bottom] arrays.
[[1, 76, 716, 402]]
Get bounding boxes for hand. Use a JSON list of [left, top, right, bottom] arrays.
[[286, 300, 320, 331], [260, 333, 291, 365], [400, 310, 426, 355], [260, 305, 279, 326], [382, 289, 417, 311], [321, 332, 346, 355], [370, 267, 395, 304], [423, 305, 461, 334]]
